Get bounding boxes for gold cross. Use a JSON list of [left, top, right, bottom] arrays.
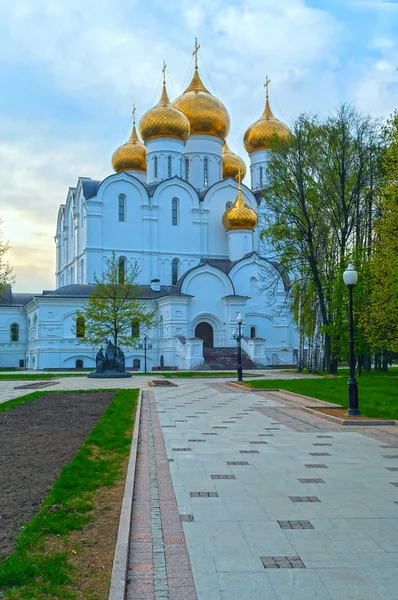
[[264, 75, 271, 98], [132, 104, 136, 125], [192, 37, 200, 69], [162, 60, 167, 84]]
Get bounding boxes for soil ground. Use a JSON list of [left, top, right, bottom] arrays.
[[0, 391, 115, 561]]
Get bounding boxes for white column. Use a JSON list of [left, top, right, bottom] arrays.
[[227, 229, 254, 262]]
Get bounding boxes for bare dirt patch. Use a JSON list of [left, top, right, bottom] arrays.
[[310, 407, 391, 421], [0, 391, 115, 561]]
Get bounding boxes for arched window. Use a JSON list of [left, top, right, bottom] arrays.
[[168, 156, 172, 178], [118, 257, 125, 284], [250, 326, 256, 339], [172, 198, 178, 226], [204, 157, 208, 187], [160, 355, 165, 368], [154, 156, 158, 178], [133, 358, 141, 369], [225, 202, 232, 210], [118, 194, 126, 222], [10, 323, 19, 342], [131, 319, 140, 338], [259, 166, 263, 188], [185, 158, 189, 181], [76, 316, 85, 338], [33, 314, 38, 339], [159, 316, 164, 339], [171, 258, 179, 285], [75, 359, 84, 369]]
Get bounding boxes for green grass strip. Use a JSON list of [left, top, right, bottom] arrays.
[[246, 375, 398, 420], [0, 388, 139, 599]]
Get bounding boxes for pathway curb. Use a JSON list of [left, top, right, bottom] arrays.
[[108, 390, 142, 600]]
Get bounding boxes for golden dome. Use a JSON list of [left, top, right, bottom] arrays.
[[222, 141, 247, 181], [173, 67, 230, 139], [112, 117, 146, 173], [139, 81, 190, 143], [244, 91, 290, 154], [222, 185, 258, 231]]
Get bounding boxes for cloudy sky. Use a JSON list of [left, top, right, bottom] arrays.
[[1, 0, 397, 292]]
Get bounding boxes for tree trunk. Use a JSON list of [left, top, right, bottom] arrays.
[[297, 294, 304, 373], [311, 311, 321, 373]]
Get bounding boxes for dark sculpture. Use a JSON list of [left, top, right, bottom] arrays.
[[88, 340, 131, 378]]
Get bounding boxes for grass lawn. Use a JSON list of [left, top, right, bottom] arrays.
[[0, 388, 139, 599], [246, 371, 398, 420]]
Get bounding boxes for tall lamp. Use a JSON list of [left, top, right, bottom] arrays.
[[232, 313, 244, 382], [343, 265, 360, 416], [138, 335, 153, 374]]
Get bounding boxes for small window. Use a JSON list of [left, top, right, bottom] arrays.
[[10, 323, 19, 342], [250, 326, 256, 339], [172, 198, 178, 226], [154, 156, 158, 178], [185, 158, 189, 181], [204, 157, 208, 187], [160, 355, 165, 368], [19, 359, 24, 368], [131, 319, 140, 338], [76, 359, 84, 369], [168, 156, 172, 178], [133, 358, 141, 369], [171, 258, 179, 285], [259, 166, 263, 188], [119, 194, 126, 222], [118, 257, 125, 284], [225, 202, 232, 210], [76, 316, 85, 338]]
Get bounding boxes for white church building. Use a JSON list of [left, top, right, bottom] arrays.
[[0, 55, 297, 371]]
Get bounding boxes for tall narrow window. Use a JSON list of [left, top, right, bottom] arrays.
[[259, 166, 263, 188], [154, 156, 158, 178], [250, 326, 256, 339], [10, 323, 19, 342], [204, 157, 208, 187], [168, 156, 172, 178], [118, 194, 126, 221], [185, 158, 189, 181], [118, 257, 126, 284], [76, 316, 85, 338], [171, 258, 179, 285], [172, 198, 178, 226], [131, 319, 140, 338]]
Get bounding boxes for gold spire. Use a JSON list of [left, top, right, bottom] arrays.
[[139, 64, 190, 142], [222, 176, 258, 231], [222, 141, 247, 181], [112, 105, 146, 173], [243, 78, 290, 154]]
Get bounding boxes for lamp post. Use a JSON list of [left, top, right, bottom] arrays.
[[343, 264, 360, 416], [232, 313, 244, 382], [138, 335, 152, 374]]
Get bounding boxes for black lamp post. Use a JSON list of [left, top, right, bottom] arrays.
[[139, 335, 152, 374], [343, 264, 360, 416], [232, 313, 244, 382]]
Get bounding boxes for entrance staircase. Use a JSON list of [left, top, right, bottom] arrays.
[[201, 347, 258, 371]]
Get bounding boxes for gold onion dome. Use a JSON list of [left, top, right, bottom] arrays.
[[112, 113, 146, 173], [222, 183, 258, 231], [139, 79, 190, 143], [222, 141, 247, 181], [173, 67, 230, 139], [244, 81, 290, 154]]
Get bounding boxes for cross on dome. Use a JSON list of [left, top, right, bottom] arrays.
[[162, 60, 167, 84], [132, 104, 136, 126], [264, 76, 271, 99], [192, 37, 200, 69]]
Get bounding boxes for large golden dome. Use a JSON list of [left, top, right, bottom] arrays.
[[173, 67, 230, 139], [139, 82, 190, 142], [244, 93, 290, 154], [222, 186, 258, 231], [222, 141, 247, 181], [112, 118, 146, 173]]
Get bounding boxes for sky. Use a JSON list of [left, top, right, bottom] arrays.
[[0, 0, 397, 292]]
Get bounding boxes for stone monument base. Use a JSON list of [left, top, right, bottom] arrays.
[[87, 370, 132, 379]]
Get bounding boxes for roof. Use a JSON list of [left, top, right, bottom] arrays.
[[0, 290, 37, 307], [80, 178, 102, 199], [36, 283, 188, 300]]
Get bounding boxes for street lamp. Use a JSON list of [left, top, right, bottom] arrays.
[[232, 313, 244, 382], [343, 264, 360, 416], [138, 335, 153, 374]]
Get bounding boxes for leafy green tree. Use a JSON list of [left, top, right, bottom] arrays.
[[75, 253, 156, 350]]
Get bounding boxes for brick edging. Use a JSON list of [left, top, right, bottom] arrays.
[[108, 390, 142, 600]]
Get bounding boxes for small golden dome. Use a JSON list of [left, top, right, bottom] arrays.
[[222, 141, 247, 181], [244, 88, 290, 154], [139, 81, 190, 143], [112, 116, 146, 173], [222, 185, 258, 231], [173, 67, 230, 139]]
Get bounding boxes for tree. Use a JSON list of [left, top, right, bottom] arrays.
[[75, 253, 156, 350], [0, 217, 15, 299]]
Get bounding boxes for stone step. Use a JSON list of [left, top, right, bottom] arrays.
[[202, 347, 257, 371]]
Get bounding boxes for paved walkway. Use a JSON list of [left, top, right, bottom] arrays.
[[148, 380, 398, 600]]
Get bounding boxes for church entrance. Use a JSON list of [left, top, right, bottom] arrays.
[[195, 322, 214, 348]]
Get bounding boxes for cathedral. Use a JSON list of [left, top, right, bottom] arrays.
[[0, 46, 297, 371]]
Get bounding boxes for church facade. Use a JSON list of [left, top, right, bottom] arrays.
[[0, 55, 297, 371]]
